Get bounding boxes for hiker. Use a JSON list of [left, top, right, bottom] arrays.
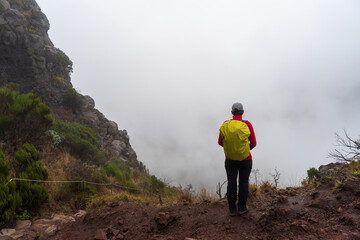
[[218, 102, 257, 216]]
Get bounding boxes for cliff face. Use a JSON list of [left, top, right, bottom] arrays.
[[0, 0, 138, 163]]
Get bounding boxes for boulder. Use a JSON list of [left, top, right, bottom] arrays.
[[0, 229, 15, 236], [52, 214, 75, 224], [14, 220, 31, 230], [319, 162, 343, 177], [73, 210, 87, 219], [111, 140, 127, 156], [82, 95, 95, 110], [94, 229, 107, 240], [107, 121, 119, 136], [44, 225, 58, 237]]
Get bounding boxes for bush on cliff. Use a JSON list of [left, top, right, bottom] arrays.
[[0, 86, 52, 146], [51, 120, 104, 163], [62, 86, 82, 114]]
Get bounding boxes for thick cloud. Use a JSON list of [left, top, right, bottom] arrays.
[[37, 0, 360, 190]]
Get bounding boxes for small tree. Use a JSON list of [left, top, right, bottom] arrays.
[[307, 167, 320, 184], [329, 130, 360, 162], [271, 168, 281, 189], [216, 181, 226, 199], [252, 168, 260, 186]]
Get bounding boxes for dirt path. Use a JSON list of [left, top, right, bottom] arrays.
[[55, 181, 360, 240]]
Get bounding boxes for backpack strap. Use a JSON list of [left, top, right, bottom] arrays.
[[241, 120, 248, 123]]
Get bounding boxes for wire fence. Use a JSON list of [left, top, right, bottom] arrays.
[[4, 177, 160, 209], [5, 178, 139, 191], [5, 177, 143, 199], [4, 178, 167, 208]]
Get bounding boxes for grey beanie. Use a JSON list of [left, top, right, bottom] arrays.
[[232, 102, 244, 112]]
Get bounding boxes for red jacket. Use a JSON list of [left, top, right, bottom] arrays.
[[218, 115, 256, 160]]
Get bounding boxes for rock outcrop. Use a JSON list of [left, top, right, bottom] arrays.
[[0, 0, 138, 163]]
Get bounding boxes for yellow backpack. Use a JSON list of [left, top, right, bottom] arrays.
[[220, 120, 251, 161]]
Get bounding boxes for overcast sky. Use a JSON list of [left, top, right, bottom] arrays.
[[36, 0, 360, 191]]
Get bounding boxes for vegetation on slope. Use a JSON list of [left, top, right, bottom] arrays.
[[0, 86, 174, 227]]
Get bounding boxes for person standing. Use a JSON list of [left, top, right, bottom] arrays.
[[218, 102, 257, 216]]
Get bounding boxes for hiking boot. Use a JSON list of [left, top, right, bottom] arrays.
[[229, 209, 236, 217], [238, 206, 248, 215]]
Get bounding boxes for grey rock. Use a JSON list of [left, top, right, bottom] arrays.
[[0, 0, 10, 10], [44, 225, 58, 237], [0, 15, 6, 25], [15, 220, 31, 230], [31, 223, 48, 233], [73, 210, 86, 219], [52, 214, 75, 224], [0, 229, 15, 236], [3, 9, 27, 29], [319, 162, 343, 177], [83, 110, 99, 123], [111, 140, 127, 156], [8, 230, 25, 240], [82, 95, 95, 110], [107, 121, 118, 135], [0, 30, 17, 45]]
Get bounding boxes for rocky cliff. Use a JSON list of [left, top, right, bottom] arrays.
[[0, 0, 138, 164]]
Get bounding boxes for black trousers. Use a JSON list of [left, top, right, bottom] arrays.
[[225, 159, 252, 211]]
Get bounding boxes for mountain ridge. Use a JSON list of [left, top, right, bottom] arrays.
[[0, 0, 139, 165]]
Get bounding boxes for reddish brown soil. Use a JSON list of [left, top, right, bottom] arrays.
[[52, 177, 360, 240]]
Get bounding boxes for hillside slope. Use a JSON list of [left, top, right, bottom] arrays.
[[0, 0, 164, 229]]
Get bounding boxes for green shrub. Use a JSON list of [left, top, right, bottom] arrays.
[[0, 149, 18, 227], [125, 179, 137, 193], [0, 87, 52, 146], [104, 159, 133, 185], [51, 120, 99, 161], [307, 167, 320, 184], [15, 143, 40, 170], [105, 164, 119, 178], [350, 160, 360, 175], [132, 170, 140, 180], [70, 176, 94, 197], [353, 170, 360, 177], [148, 175, 166, 194], [62, 86, 82, 113], [94, 168, 108, 183], [46, 130, 62, 147], [26, 161, 48, 180], [70, 176, 85, 193], [0, 150, 10, 178], [17, 210, 31, 220], [56, 48, 73, 74], [13, 144, 48, 213], [16, 173, 48, 212], [0, 184, 17, 227]]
